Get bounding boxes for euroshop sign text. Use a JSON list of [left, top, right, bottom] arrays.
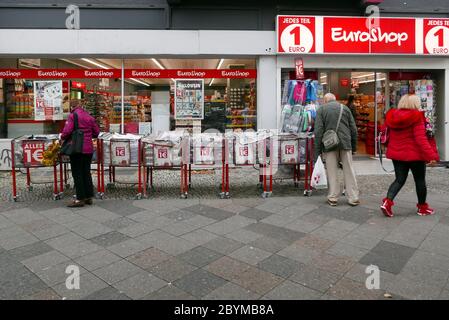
[[277, 15, 449, 55]]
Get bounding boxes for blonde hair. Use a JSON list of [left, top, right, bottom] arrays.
[[397, 94, 421, 110]]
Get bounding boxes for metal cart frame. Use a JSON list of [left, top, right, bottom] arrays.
[[10, 136, 64, 202], [98, 135, 143, 200]]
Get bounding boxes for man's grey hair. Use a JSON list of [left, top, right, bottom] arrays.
[[324, 93, 336, 103]]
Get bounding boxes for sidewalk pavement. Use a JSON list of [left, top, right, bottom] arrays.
[[1, 192, 449, 299], [1, 164, 449, 300]]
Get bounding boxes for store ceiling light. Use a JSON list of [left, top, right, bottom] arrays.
[[217, 58, 224, 69], [130, 78, 150, 87], [358, 77, 386, 84], [152, 58, 165, 70], [60, 58, 91, 69], [209, 58, 225, 86], [352, 72, 375, 79], [81, 58, 109, 69]]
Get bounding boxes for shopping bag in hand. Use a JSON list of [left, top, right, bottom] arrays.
[[311, 156, 327, 189]]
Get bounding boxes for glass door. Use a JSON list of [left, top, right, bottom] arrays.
[[374, 72, 387, 157]]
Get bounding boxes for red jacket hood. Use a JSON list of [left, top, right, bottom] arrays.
[[385, 109, 424, 129]]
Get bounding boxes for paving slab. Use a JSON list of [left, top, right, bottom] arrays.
[[143, 285, 196, 300], [263, 280, 322, 300], [173, 269, 227, 298], [359, 241, 416, 275], [113, 272, 166, 299]]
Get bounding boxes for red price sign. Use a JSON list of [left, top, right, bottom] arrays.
[[424, 18, 449, 55], [22, 141, 44, 166], [158, 148, 168, 159], [239, 146, 249, 157], [116, 147, 125, 157], [285, 145, 295, 155], [277, 16, 316, 53], [200, 146, 211, 156], [295, 58, 305, 80]]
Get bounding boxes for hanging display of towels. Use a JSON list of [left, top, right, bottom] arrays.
[[280, 79, 322, 135]]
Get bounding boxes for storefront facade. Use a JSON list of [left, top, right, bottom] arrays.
[[1, 1, 449, 164]]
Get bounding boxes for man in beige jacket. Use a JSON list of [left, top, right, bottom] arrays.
[[314, 93, 360, 207]]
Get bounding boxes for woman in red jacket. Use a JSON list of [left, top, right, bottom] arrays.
[[381, 94, 439, 217]]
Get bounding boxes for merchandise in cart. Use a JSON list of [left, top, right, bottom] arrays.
[[191, 132, 233, 199], [222, 130, 270, 198], [251, 130, 315, 197], [10, 134, 65, 201], [141, 130, 190, 198], [98, 133, 143, 199]]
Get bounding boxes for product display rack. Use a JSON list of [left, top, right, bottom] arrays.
[[5, 79, 34, 120], [112, 95, 146, 126], [85, 92, 114, 132], [225, 81, 256, 130], [390, 78, 437, 134], [143, 96, 151, 123]]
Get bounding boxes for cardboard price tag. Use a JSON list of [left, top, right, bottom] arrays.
[[111, 141, 131, 166], [22, 141, 45, 166]]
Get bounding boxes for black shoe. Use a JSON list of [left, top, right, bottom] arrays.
[[67, 200, 85, 208], [84, 198, 93, 205]]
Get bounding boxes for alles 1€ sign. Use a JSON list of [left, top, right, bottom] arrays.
[[277, 15, 449, 55]]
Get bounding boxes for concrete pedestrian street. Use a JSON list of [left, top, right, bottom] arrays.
[[1, 166, 449, 300]]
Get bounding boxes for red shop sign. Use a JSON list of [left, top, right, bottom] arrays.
[[0, 68, 256, 79], [324, 17, 415, 54], [0, 69, 121, 79], [276, 15, 449, 55], [125, 69, 257, 79], [340, 78, 350, 87]]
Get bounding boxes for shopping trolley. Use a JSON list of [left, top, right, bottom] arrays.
[[258, 131, 315, 197], [10, 134, 64, 201], [221, 130, 270, 198], [141, 131, 190, 199], [98, 133, 143, 199], [190, 132, 232, 199]]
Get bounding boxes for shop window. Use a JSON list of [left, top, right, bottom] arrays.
[[124, 58, 257, 134], [1, 58, 257, 138], [1, 58, 122, 138]]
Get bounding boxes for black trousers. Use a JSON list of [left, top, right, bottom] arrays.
[[387, 160, 427, 204], [70, 153, 94, 201]]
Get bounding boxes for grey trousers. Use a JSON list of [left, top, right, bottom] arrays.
[[323, 149, 359, 203]]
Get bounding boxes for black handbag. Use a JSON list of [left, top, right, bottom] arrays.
[[61, 112, 84, 156]]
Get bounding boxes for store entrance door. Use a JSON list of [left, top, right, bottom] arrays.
[[321, 70, 387, 158]]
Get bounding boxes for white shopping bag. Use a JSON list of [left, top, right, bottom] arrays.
[[311, 156, 328, 189]]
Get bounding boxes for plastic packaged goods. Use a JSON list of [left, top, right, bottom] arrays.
[[281, 103, 317, 134], [193, 135, 215, 165], [233, 131, 257, 165], [142, 130, 189, 167], [279, 136, 299, 164], [101, 133, 141, 166]]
